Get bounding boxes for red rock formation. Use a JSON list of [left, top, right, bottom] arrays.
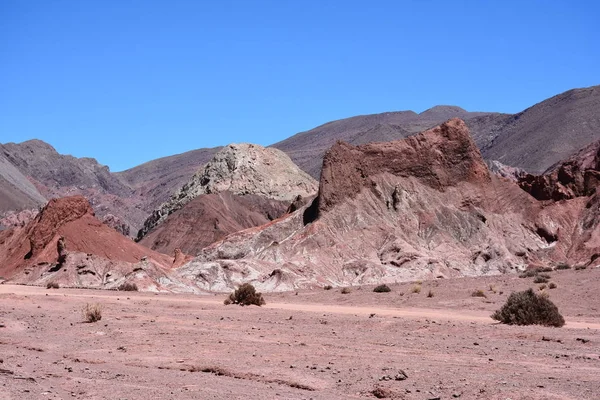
[[139, 191, 289, 256], [518, 140, 600, 201], [316, 118, 491, 215], [0, 195, 173, 288]]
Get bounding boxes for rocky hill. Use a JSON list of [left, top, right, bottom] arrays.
[[0, 195, 176, 290], [137, 143, 318, 240], [138, 191, 290, 256], [172, 119, 600, 292]]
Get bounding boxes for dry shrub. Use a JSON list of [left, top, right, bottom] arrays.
[[225, 283, 265, 306], [410, 284, 421, 294], [574, 264, 587, 271], [471, 289, 487, 298], [323, 285, 333, 290], [548, 282, 557, 289], [519, 269, 537, 278], [426, 289, 434, 298], [491, 288, 564, 327], [46, 281, 59, 289], [373, 284, 391, 293], [533, 275, 549, 284], [83, 303, 102, 323], [555, 262, 571, 270], [340, 287, 351, 294], [118, 282, 138, 291]]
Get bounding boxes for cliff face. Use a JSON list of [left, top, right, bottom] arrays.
[[315, 118, 490, 215], [137, 143, 318, 240], [518, 139, 600, 201]]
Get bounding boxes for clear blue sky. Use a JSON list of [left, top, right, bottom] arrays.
[[1, 0, 598, 171]]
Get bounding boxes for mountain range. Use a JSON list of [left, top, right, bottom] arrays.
[[1, 85, 598, 268]]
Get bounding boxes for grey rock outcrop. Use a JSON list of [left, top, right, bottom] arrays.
[[137, 143, 318, 240]]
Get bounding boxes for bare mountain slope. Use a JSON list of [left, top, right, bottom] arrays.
[[272, 107, 494, 178], [116, 146, 221, 211], [272, 85, 600, 177], [0, 152, 46, 214], [1, 140, 131, 197], [474, 85, 600, 174], [0, 140, 150, 232]]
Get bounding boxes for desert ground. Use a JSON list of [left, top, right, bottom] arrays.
[[1, 267, 599, 400]]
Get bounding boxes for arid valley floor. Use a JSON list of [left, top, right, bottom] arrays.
[[1, 267, 599, 400]]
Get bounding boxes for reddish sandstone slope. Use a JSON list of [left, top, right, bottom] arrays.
[[0, 196, 175, 289], [174, 119, 600, 292], [139, 191, 290, 256]]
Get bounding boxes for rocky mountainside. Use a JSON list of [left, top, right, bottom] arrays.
[[272, 85, 600, 177], [0, 140, 219, 235], [0, 196, 176, 290], [171, 119, 600, 292], [1, 85, 598, 238], [473, 85, 600, 174], [115, 146, 221, 211], [138, 191, 290, 256], [0, 140, 150, 233], [137, 143, 318, 240], [0, 151, 46, 214]]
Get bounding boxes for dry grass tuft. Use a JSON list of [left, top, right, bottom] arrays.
[[83, 303, 102, 323]]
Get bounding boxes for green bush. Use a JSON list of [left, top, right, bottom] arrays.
[[224, 283, 265, 306], [491, 288, 564, 327], [373, 284, 391, 293]]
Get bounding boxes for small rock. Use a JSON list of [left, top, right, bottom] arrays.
[[395, 370, 408, 381]]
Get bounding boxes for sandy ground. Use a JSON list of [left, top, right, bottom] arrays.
[[1, 267, 599, 400]]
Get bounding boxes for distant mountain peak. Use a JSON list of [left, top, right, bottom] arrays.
[[420, 105, 468, 114]]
